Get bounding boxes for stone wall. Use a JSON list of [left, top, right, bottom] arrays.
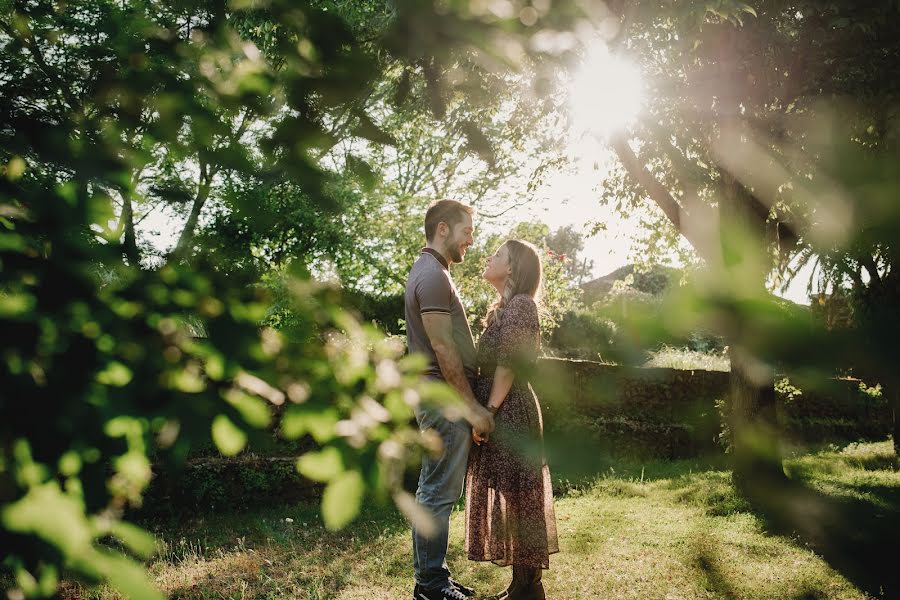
[[533, 357, 892, 460], [533, 358, 729, 459], [142, 358, 893, 513]]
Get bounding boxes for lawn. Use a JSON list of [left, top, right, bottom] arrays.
[[66, 440, 898, 600]]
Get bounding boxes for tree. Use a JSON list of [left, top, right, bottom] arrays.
[[594, 1, 900, 477], [325, 70, 570, 302], [545, 225, 594, 285]]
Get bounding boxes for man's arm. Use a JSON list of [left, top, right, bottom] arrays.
[[421, 312, 494, 435]]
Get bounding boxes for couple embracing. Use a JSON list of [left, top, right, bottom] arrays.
[[406, 200, 559, 600]]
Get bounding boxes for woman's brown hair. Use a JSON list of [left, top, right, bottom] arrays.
[[483, 239, 543, 329]]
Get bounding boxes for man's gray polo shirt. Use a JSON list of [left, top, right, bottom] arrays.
[[404, 248, 476, 382]]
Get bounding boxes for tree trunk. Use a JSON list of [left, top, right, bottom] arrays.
[[727, 346, 785, 492], [120, 193, 141, 265], [611, 120, 789, 485], [172, 171, 211, 260], [718, 172, 789, 489]]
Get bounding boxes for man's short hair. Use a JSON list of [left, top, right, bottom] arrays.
[[424, 199, 474, 242]]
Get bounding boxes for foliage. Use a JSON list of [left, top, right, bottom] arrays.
[[327, 71, 571, 301], [579, 2, 900, 488], [598, 0, 900, 381], [547, 308, 618, 361], [774, 377, 802, 404], [1, 0, 618, 594], [544, 224, 594, 285], [549, 277, 724, 363], [2, 0, 605, 596], [0, 199, 437, 597], [4, 0, 900, 597]]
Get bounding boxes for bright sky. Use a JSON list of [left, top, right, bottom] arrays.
[[518, 146, 637, 277]]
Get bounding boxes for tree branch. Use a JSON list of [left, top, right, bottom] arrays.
[[860, 254, 882, 287], [609, 134, 685, 235], [0, 18, 77, 113]]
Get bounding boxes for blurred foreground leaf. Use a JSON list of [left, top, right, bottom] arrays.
[[322, 469, 365, 531]]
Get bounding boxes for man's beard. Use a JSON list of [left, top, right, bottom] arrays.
[[444, 239, 464, 263]]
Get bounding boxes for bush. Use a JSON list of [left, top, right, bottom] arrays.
[[548, 308, 618, 360], [547, 284, 725, 364]]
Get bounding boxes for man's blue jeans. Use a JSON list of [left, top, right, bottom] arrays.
[[412, 405, 472, 591]]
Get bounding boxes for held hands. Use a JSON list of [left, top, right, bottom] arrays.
[[471, 404, 499, 446], [468, 404, 494, 439]]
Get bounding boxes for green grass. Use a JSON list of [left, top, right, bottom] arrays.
[[63, 441, 899, 600], [643, 346, 730, 371]]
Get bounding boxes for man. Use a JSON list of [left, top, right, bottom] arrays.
[[405, 199, 495, 600]]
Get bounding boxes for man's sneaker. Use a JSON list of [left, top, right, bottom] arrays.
[[414, 584, 469, 600], [448, 578, 475, 597]]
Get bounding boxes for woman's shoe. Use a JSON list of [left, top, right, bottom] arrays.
[[505, 566, 545, 600], [487, 565, 519, 600]]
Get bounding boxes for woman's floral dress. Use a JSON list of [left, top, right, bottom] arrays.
[[465, 294, 559, 568]]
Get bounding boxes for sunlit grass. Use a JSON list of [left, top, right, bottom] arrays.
[[58, 442, 900, 599], [643, 346, 730, 371], [784, 440, 899, 507]]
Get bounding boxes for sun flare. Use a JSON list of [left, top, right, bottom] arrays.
[[568, 42, 645, 138]]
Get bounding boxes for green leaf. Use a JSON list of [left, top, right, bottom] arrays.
[[96, 362, 133, 387], [204, 353, 225, 380], [0, 232, 26, 251], [296, 447, 344, 482], [281, 405, 339, 442], [211, 415, 247, 457], [460, 120, 496, 167], [346, 155, 378, 191], [5, 155, 26, 180], [104, 521, 157, 559], [392, 68, 411, 107], [223, 389, 272, 428], [0, 292, 35, 317], [113, 451, 152, 493], [82, 548, 164, 600], [321, 469, 364, 530], [383, 391, 414, 422], [58, 451, 82, 476], [351, 110, 397, 146], [168, 368, 206, 393], [36, 563, 59, 597], [1, 482, 91, 557]]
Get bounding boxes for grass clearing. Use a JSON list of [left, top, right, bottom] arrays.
[[63, 441, 899, 599], [643, 347, 730, 372]]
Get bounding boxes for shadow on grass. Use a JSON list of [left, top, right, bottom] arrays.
[[737, 468, 900, 599], [693, 545, 742, 599], [544, 428, 731, 493], [693, 540, 831, 600]]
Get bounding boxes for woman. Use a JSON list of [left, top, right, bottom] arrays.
[[465, 239, 559, 600]]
